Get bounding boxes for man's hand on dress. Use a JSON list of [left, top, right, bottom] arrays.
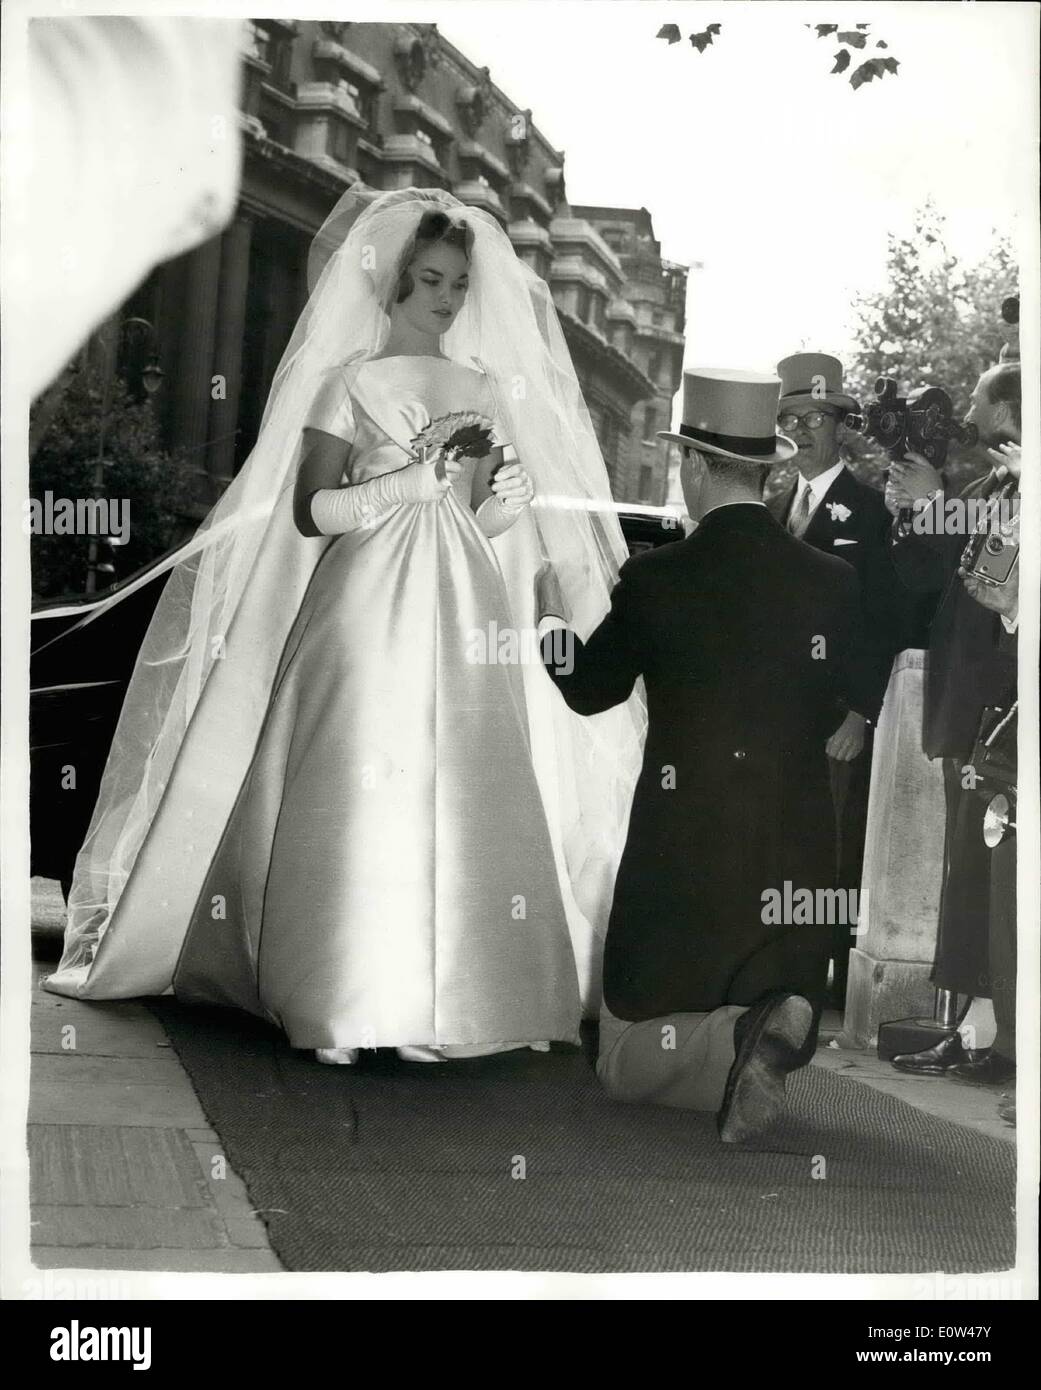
[[959, 563, 1018, 621], [826, 710, 866, 762]]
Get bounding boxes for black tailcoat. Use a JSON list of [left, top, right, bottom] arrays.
[[543, 504, 880, 1022]]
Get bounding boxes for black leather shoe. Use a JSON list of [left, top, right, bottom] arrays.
[[952, 1052, 1016, 1085], [891, 1031, 965, 1075], [718, 992, 813, 1144]]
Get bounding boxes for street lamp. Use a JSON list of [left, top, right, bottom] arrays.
[[119, 316, 165, 401], [85, 316, 162, 594], [141, 355, 165, 396]]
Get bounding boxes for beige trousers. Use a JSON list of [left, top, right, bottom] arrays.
[[596, 1003, 748, 1112]]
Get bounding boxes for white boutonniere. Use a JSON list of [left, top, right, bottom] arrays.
[[826, 502, 852, 523]]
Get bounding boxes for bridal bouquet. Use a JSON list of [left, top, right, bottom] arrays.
[[409, 411, 495, 478]]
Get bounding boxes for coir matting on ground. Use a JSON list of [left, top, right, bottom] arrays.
[[149, 1001, 1016, 1274]]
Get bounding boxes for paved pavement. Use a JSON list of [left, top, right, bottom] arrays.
[[29, 880, 282, 1272], [25, 878, 1013, 1274]]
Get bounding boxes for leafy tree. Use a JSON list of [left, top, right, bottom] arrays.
[[765, 206, 1016, 503], [28, 368, 192, 601], [844, 202, 1017, 491]]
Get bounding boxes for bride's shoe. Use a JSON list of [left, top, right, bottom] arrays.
[[396, 1045, 446, 1063], [315, 1047, 360, 1065]]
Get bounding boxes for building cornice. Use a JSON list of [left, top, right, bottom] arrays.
[[381, 134, 447, 176], [510, 181, 554, 221], [635, 324, 686, 348], [393, 92, 457, 140], [296, 81, 370, 130], [452, 182, 507, 222], [456, 139, 511, 183], [509, 221, 554, 252], [242, 125, 351, 201], [312, 37, 385, 89], [550, 218, 624, 281], [556, 308, 655, 402], [404, 23, 566, 169]]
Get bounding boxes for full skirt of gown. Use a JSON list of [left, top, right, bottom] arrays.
[[172, 486, 582, 1049]]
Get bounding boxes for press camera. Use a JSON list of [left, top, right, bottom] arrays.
[[960, 477, 1020, 587]]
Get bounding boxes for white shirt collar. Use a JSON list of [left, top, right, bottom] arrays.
[[798, 459, 845, 504], [699, 499, 767, 521]]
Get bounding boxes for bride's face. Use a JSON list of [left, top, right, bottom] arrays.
[[395, 242, 470, 336]]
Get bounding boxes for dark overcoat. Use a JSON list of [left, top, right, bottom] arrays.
[[543, 503, 880, 1022], [890, 472, 1018, 997]]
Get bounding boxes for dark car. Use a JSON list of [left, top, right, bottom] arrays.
[[30, 506, 686, 896]]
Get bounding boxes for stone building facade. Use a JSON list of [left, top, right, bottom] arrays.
[[571, 205, 687, 504], [116, 19, 686, 514]]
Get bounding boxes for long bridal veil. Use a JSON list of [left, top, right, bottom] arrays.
[[45, 186, 646, 1010]]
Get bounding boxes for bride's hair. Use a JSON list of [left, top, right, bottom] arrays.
[[394, 210, 472, 304]]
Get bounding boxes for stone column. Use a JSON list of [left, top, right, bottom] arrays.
[[167, 233, 223, 510], [841, 649, 947, 1047], [206, 212, 255, 494]]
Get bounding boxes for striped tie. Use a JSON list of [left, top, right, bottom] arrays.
[[789, 484, 813, 538]]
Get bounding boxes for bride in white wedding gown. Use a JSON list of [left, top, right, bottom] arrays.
[[44, 188, 646, 1066]]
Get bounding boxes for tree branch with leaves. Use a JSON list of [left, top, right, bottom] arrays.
[[657, 19, 900, 91]]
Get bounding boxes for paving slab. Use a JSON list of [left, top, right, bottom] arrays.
[[27, 883, 284, 1273], [189, 1142, 255, 1214], [31, 1205, 229, 1250], [30, 1247, 284, 1273], [30, 1054, 208, 1129], [31, 1004, 172, 1057], [28, 1125, 210, 1208], [222, 1215, 274, 1250]]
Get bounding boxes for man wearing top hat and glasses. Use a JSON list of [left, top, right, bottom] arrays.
[[537, 369, 882, 1142], [769, 353, 907, 1006]]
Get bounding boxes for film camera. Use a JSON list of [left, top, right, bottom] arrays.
[[844, 377, 978, 468], [960, 476, 1019, 586]]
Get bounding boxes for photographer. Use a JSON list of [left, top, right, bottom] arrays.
[[885, 363, 1020, 1109]]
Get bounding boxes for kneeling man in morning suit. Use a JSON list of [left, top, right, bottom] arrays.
[[539, 369, 881, 1142]]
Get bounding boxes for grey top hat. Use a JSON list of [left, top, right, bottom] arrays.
[[658, 367, 797, 465], [776, 352, 859, 416]]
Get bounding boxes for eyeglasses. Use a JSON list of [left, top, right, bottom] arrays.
[[778, 410, 837, 432]]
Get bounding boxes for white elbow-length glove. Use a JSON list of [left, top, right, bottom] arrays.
[[309, 458, 453, 534], [476, 462, 535, 538]]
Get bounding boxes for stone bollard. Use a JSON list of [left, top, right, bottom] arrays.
[[841, 650, 946, 1047]]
